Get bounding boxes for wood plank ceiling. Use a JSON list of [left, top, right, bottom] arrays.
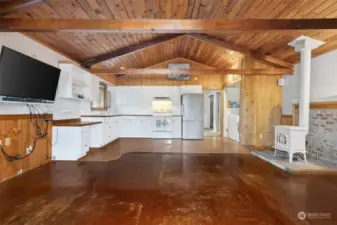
[[6, 0, 337, 69]]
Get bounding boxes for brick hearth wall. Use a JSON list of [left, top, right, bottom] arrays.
[[308, 109, 337, 164]]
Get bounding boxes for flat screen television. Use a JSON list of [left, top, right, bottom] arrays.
[[0, 46, 61, 103]]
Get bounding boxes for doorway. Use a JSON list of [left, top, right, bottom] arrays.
[[203, 90, 221, 137], [223, 82, 241, 142]]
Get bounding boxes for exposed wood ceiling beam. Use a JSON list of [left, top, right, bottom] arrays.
[[0, 0, 48, 17], [188, 34, 293, 68], [1, 19, 337, 33], [82, 34, 183, 68], [90, 68, 293, 76]]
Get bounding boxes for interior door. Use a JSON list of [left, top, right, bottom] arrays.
[[209, 95, 214, 129]]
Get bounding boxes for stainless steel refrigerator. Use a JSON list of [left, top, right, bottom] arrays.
[[181, 93, 204, 139]]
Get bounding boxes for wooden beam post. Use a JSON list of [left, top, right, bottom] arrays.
[[239, 57, 282, 147]]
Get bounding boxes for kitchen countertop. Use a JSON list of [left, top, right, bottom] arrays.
[[52, 119, 102, 127], [81, 114, 182, 117], [81, 115, 120, 118]]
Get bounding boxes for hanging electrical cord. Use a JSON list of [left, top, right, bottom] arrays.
[[31, 104, 52, 159], [0, 104, 49, 162]]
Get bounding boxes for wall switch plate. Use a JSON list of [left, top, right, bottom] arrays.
[[5, 137, 10, 146]]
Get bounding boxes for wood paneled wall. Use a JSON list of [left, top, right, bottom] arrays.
[[239, 57, 282, 147], [223, 74, 242, 88], [116, 58, 224, 90], [0, 115, 52, 182]]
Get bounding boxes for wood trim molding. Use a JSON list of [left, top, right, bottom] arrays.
[[0, 114, 52, 120], [91, 82, 108, 111], [281, 115, 292, 119], [2, 19, 337, 33], [294, 101, 337, 109], [291, 101, 337, 126]]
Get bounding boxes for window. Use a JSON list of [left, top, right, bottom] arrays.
[[91, 82, 108, 111]]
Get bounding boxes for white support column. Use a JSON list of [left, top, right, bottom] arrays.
[[288, 36, 325, 132]]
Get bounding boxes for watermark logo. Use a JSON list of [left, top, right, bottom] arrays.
[[298, 211, 332, 220], [298, 211, 306, 220]]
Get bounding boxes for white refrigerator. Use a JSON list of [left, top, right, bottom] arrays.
[[181, 94, 204, 139]]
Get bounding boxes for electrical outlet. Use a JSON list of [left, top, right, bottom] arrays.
[[5, 137, 10, 146], [17, 169, 23, 175]]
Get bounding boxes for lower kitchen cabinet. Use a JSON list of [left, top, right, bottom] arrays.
[[119, 116, 152, 138], [52, 116, 182, 161], [172, 117, 182, 138], [81, 115, 182, 146], [82, 117, 119, 148], [52, 126, 90, 161]]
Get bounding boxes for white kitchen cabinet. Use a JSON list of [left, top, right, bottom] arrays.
[[139, 117, 152, 137], [58, 63, 99, 101], [118, 116, 153, 138], [80, 115, 181, 143], [57, 64, 73, 99], [118, 118, 133, 138], [115, 86, 201, 115], [180, 85, 202, 94], [172, 117, 182, 138], [52, 126, 90, 161], [81, 117, 119, 147], [108, 86, 118, 114], [84, 75, 99, 102]]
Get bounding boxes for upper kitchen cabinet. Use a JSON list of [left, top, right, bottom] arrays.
[[57, 63, 100, 101], [107, 86, 118, 114], [180, 86, 202, 94]]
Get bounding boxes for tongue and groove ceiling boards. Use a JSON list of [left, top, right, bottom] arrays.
[[3, 0, 337, 72]]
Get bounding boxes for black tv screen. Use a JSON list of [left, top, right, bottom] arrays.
[[0, 46, 60, 102]]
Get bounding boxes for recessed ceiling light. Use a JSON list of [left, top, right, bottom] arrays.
[[120, 66, 125, 70], [228, 51, 233, 55]]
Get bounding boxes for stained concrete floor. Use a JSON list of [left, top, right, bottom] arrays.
[[0, 138, 336, 225]]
